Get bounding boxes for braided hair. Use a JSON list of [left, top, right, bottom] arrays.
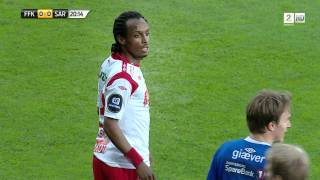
[[111, 11, 148, 53]]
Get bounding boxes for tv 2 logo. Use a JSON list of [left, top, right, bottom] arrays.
[[284, 13, 305, 24]]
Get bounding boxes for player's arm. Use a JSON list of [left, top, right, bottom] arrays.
[[103, 78, 155, 180], [104, 118, 155, 180], [103, 117, 131, 153]]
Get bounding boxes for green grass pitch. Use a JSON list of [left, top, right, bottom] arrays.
[[1, 0, 320, 179]]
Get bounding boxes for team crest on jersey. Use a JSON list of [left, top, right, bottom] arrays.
[[107, 94, 123, 113]]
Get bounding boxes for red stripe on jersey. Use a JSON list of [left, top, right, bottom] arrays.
[[112, 52, 140, 67], [99, 93, 105, 115], [107, 72, 138, 95]]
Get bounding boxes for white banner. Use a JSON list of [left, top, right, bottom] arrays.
[[68, 10, 90, 19]]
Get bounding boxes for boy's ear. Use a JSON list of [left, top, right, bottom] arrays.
[[266, 121, 276, 131]]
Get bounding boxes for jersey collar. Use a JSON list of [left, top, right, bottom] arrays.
[[111, 52, 140, 67], [244, 136, 271, 146]]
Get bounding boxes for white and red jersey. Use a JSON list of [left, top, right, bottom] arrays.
[[93, 52, 150, 169]]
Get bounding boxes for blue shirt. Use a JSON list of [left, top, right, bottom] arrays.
[[207, 137, 271, 180]]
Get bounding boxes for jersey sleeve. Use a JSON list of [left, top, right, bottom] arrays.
[[103, 78, 132, 120], [97, 67, 107, 110], [207, 146, 224, 180], [207, 154, 218, 180]]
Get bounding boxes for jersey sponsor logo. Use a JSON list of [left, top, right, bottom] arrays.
[[224, 161, 256, 178], [225, 165, 254, 177], [93, 139, 108, 153], [107, 94, 123, 113], [98, 71, 107, 81], [232, 148, 265, 163], [93, 128, 108, 153]]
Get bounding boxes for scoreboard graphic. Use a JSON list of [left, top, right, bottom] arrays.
[[21, 9, 90, 19]]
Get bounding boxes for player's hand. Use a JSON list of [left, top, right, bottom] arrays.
[[136, 162, 156, 180]]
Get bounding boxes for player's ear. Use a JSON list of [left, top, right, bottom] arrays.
[[266, 121, 276, 131], [117, 35, 126, 46]]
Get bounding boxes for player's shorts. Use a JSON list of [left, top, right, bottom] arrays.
[[93, 156, 138, 180]]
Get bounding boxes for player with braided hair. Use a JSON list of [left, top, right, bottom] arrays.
[[93, 11, 155, 180]]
